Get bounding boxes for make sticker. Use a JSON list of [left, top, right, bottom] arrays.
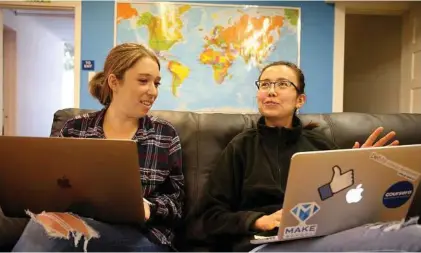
[[283, 202, 320, 239], [383, 181, 414, 208], [318, 165, 355, 201], [370, 152, 420, 182]]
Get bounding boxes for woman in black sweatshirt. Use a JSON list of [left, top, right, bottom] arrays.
[[194, 61, 421, 252]]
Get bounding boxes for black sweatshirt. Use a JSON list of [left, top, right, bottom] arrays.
[[194, 116, 339, 251]]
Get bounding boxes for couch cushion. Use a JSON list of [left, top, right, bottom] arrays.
[[326, 112, 421, 148], [0, 208, 28, 248]]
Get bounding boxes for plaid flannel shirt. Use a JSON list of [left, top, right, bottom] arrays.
[[57, 108, 184, 247]]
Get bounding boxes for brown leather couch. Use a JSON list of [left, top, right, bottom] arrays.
[[2, 109, 421, 251]]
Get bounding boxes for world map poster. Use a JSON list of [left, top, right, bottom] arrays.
[[116, 1, 301, 112]]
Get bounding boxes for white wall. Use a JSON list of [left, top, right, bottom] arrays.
[[343, 14, 402, 113], [62, 69, 74, 109], [3, 10, 64, 137]]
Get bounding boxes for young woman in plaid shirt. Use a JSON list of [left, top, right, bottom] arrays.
[[12, 43, 184, 252]]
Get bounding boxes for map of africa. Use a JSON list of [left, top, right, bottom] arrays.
[[116, 2, 300, 112]]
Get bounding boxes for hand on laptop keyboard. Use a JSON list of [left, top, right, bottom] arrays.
[[252, 209, 283, 231]]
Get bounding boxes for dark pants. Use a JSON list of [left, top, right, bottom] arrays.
[[252, 217, 421, 252], [12, 217, 171, 252]]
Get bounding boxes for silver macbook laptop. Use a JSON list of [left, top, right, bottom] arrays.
[[0, 136, 145, 225], [251, 144, 421, 244]]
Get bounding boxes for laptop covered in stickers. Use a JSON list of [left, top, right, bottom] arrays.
[[251, 144, 421, 244]]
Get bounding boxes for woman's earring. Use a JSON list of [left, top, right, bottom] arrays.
[[296, 108, 300, 115]]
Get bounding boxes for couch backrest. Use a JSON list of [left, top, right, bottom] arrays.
[[51, 109, 421, 244]]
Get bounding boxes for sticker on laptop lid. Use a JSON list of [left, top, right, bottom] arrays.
[[318, 165, 355, 201], [283, 202, 320, 239], [370, 152, 420, 182], [383, 181, 414, 209]]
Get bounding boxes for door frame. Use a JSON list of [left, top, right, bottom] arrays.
[[330, 1, 410, 112], [399, 2, 421, 113], [332, 4, 345, 113], [3, 25, 16, 135], [0, 1, 81, 135]]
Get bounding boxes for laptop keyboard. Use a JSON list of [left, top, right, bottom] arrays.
[[253, 229, 279, 240], [253, 235, 278, 240]]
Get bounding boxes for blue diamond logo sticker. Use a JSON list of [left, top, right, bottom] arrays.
[[290, 202, 320, 224]]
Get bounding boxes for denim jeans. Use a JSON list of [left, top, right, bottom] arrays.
[[12, 217, 171, 252], [251, 217, 421, 252]]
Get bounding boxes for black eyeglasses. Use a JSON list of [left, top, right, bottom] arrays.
[[255, 79, 301, 93]]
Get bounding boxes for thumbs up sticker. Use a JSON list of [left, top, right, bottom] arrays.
[[318, 165, 355, 201]]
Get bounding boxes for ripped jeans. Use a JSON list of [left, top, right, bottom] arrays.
[[12, 213, 171, 252], [252, 217, 421, 252]]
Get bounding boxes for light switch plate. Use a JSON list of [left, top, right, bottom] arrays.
[[88, 71, 96, 82]]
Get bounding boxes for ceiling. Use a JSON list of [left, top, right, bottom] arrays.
[[11, 9, 74, 44], [326, 1, 410, 15]]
